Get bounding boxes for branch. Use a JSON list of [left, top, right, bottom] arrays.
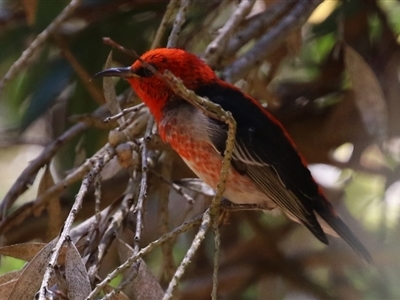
[[160, 70, 237, 298], [0, 94, 143, 231], [0, 122, 88, 219], [38, 147, 115, 299], [162, 209, 211, 300], [132, 118, 154, 259], [157, 151, 176, 281], [167, 0, 192, 48], [87, 214, 203, 299], [55, 35, 105, 105], [224, 1, 295, 58], [0, 144, 112, 236], [152, 0, 180, 49], [0, 0, 81, 94], [222, 0, 323, 83], [204, 0, 256, 67]]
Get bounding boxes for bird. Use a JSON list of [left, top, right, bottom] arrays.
[[95, 48, 372, 262]]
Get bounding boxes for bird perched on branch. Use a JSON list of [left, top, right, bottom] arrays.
[[95, 48, 371, 262]]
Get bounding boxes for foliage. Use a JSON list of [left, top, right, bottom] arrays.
[[0, 0, 399, 299]]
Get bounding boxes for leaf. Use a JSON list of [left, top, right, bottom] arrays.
[[0, 279, 17, 299], [0, 242, 45, 262], [175, 178, 215, 196], [117, 240, 164, 300], [7, 239, 56, 300], [344, 43, 388, 139], [34, 0, 68, 32], [166, 178, 213, 228], [37, 165, 55, 197], [103, 51, 125, 126], [0, 270, 22, 285], [20, 58, 73, 131], [37, 165, 63, 239], [65, 241, 91, 300], [0, 242, 67, 264]]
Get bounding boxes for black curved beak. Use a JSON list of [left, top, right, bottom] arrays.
[[93, 66, 134, 78]]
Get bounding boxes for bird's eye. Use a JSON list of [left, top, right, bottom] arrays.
[[135, 65, 156, 78]]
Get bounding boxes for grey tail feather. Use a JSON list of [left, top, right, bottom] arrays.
[[319, 211, 373, 263]]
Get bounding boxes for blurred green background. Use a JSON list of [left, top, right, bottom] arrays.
[[1, 0, 400, 299]]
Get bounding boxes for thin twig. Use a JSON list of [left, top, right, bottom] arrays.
[[222, 0, 323, 83], [162, 209, 211, 300], [0, 88, 133, 222], [0, 0, 81, 94], [158, 71, 237, 300], [162, 70, 233, 122], [150, 170, 195, 204], [157, 151, 175, 281], [132, 118, 154, 252], [103, 37, 137, 58], [220, 200, 266, 211], [204, 0, 256, 67], [87, 214, 203, 299], [211, 215, 220, 299], [0, 144, 112, 235], [38, 147, 115, 299], [152, 0, 180, 49], [1, 101, 144, 232], [224, 1, 295, 58], [167, 0, 192, 48], [159, 70, 238, 200], [207, 85, 236, 299], [103, 56, 125, 123], [0, 122, 88, 219], [80, 171, 105, 277], [94, 174, 102, 220], [55, 35, 105, 105], [103, 261, 140, 300], [112, 110, 149, 144], [103, 103, 145, 123], [70, 113, 118, 129], [98, 182, 138, 298], [87, 183, 133, 283]]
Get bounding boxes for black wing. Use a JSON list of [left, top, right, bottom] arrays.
[[195, 82, 372, 262], [195, 82, 328, 242]]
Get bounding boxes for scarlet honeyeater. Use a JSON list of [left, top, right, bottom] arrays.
[[96, 48, 371, 262]]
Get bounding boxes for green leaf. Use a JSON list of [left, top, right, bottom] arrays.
[[20, 59, 73, 131], [34, 0, 69, 32]]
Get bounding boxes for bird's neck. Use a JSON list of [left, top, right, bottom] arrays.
[[130, 85, 170, 123]]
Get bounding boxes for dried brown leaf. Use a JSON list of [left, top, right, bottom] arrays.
[[0, 279, 17, 299], [37, 165, 63, 240], [344, 43, 388, 139], [117, 240, 164, 300], [37, 165, 55, 197], [0, 242, 45, 261], [0, 242, 67, 265], [0, 270, 21, 285], [7, 239, 56, 300], [103, 51, 124, 125], [65, 241, 90, 300]]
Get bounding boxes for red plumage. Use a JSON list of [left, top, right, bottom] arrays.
[[95, 48, 371, 262]]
